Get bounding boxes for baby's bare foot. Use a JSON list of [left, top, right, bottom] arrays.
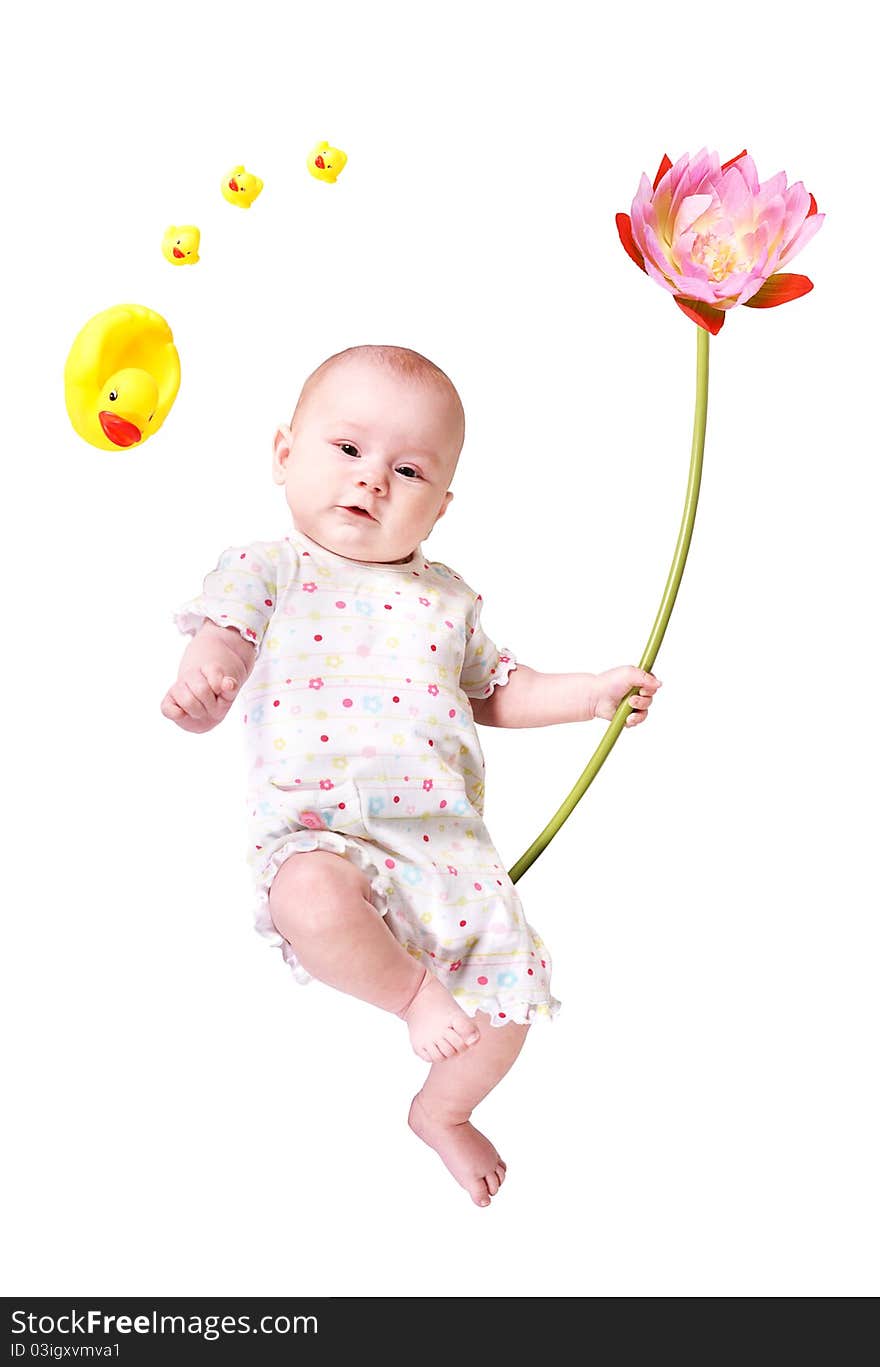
[[408, 1093, 507, 1208], [397, 969, 480, 1063]]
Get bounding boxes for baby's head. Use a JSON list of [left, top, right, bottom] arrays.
[[273, 345, 465, 564]]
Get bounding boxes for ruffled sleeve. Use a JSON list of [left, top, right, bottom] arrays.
[[459, 591, 517, 699], [174, 543, 277, 651]]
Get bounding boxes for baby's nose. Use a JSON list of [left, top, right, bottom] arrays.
[[358, 469, 387, 493]]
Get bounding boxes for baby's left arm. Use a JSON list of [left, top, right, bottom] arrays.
[[470, 664, 662, 728]]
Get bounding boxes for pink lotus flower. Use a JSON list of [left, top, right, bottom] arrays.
[[616, 148, 824, 334], [509, 147, 824, 890]]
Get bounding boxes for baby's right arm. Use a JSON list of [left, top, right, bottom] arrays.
[[160, 621, 257, 734]]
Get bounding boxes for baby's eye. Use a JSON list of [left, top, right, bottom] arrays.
[[397, 465, 421, 480], [339, 443, 359, 457]]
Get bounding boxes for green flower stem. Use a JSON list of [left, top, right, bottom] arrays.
[[508, 324, 710, 885]]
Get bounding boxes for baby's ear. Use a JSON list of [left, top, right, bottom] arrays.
[[272, 425, 293, 483], [433, 489, 454, 524]]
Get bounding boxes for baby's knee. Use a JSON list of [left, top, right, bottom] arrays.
[[268, 849, 370, 941]]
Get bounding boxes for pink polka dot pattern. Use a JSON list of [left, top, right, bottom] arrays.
[[173, 527, 556, 1027]]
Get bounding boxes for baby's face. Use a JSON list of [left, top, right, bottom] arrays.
[[273, 359, 462, 563]]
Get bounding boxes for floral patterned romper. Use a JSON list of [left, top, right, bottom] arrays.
[[175, 524, 559, 1027]]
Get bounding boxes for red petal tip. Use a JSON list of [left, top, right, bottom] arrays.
[[743, 273, 814, 309], [652, 154, 673, 191], [674, 297, 725, 334], [615, 212, 646, 273], [720, 148, 748, 173]]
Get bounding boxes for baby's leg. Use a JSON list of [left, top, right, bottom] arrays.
[[268, 850, 480, 1062], [408, 1012, 529, 1207]]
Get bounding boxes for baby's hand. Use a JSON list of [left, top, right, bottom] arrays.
[[160, 663, 242, 734], [590, 667, 662, 727]]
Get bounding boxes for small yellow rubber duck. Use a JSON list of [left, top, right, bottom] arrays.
[[64, 304, 181, 451], [221, 166, 263, 207], [307, 141, 347, 184], [162, 225, 200, 265]]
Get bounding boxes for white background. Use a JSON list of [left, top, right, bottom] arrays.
[[2, 0, 876, 1298]]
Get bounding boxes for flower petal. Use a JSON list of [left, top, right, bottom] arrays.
[[667, 268, 718, 304], [777, 211, 825, 269], [757, 170, 789, 202], [672, 192, 715, 239], [643, 252, 680, 296], [674, 297, 725, 333], [742, 273, 814, 308], [615, 212, 646, 272], [652, 153, 673, 192], [642, 219, 681, 280], [720, 148, 748, 173]]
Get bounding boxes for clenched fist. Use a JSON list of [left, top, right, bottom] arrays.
[[589, 666, 662, 726], [161, 661, 243, 734]]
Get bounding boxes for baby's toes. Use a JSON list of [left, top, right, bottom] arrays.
[[495, 1163, 507, 1187], [470, 1179, 492, 1208], [484, 1169, 501, 1197]]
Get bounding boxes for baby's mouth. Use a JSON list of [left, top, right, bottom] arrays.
[[340, 505, 376, 521]]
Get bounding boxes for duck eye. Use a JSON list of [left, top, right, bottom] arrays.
[[108, 390, 118, 401]]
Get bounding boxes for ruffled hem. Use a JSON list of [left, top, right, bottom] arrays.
[[251, 831, 561, 1026], [173, 608, 259, 648], [252, 830, 392, 985], [450, 990, 560, 1028], [466, 649, 518, 700]]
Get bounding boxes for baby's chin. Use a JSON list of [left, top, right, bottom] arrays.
[[295, 509, 418, 563]]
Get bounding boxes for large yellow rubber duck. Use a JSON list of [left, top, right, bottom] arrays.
[[307, 141, 347, 183], [63, 304, 180, 451], [221, 165, 263, 207]]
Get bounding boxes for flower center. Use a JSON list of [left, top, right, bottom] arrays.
[[692, 231, 748, 282]]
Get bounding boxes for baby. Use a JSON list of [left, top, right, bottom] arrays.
[[162, 345, 661, 1208]]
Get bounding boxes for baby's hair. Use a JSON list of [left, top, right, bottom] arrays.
[[290, 344, 465, 448]]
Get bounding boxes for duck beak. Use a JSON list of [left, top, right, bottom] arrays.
[[99, 412, 142, 447]]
